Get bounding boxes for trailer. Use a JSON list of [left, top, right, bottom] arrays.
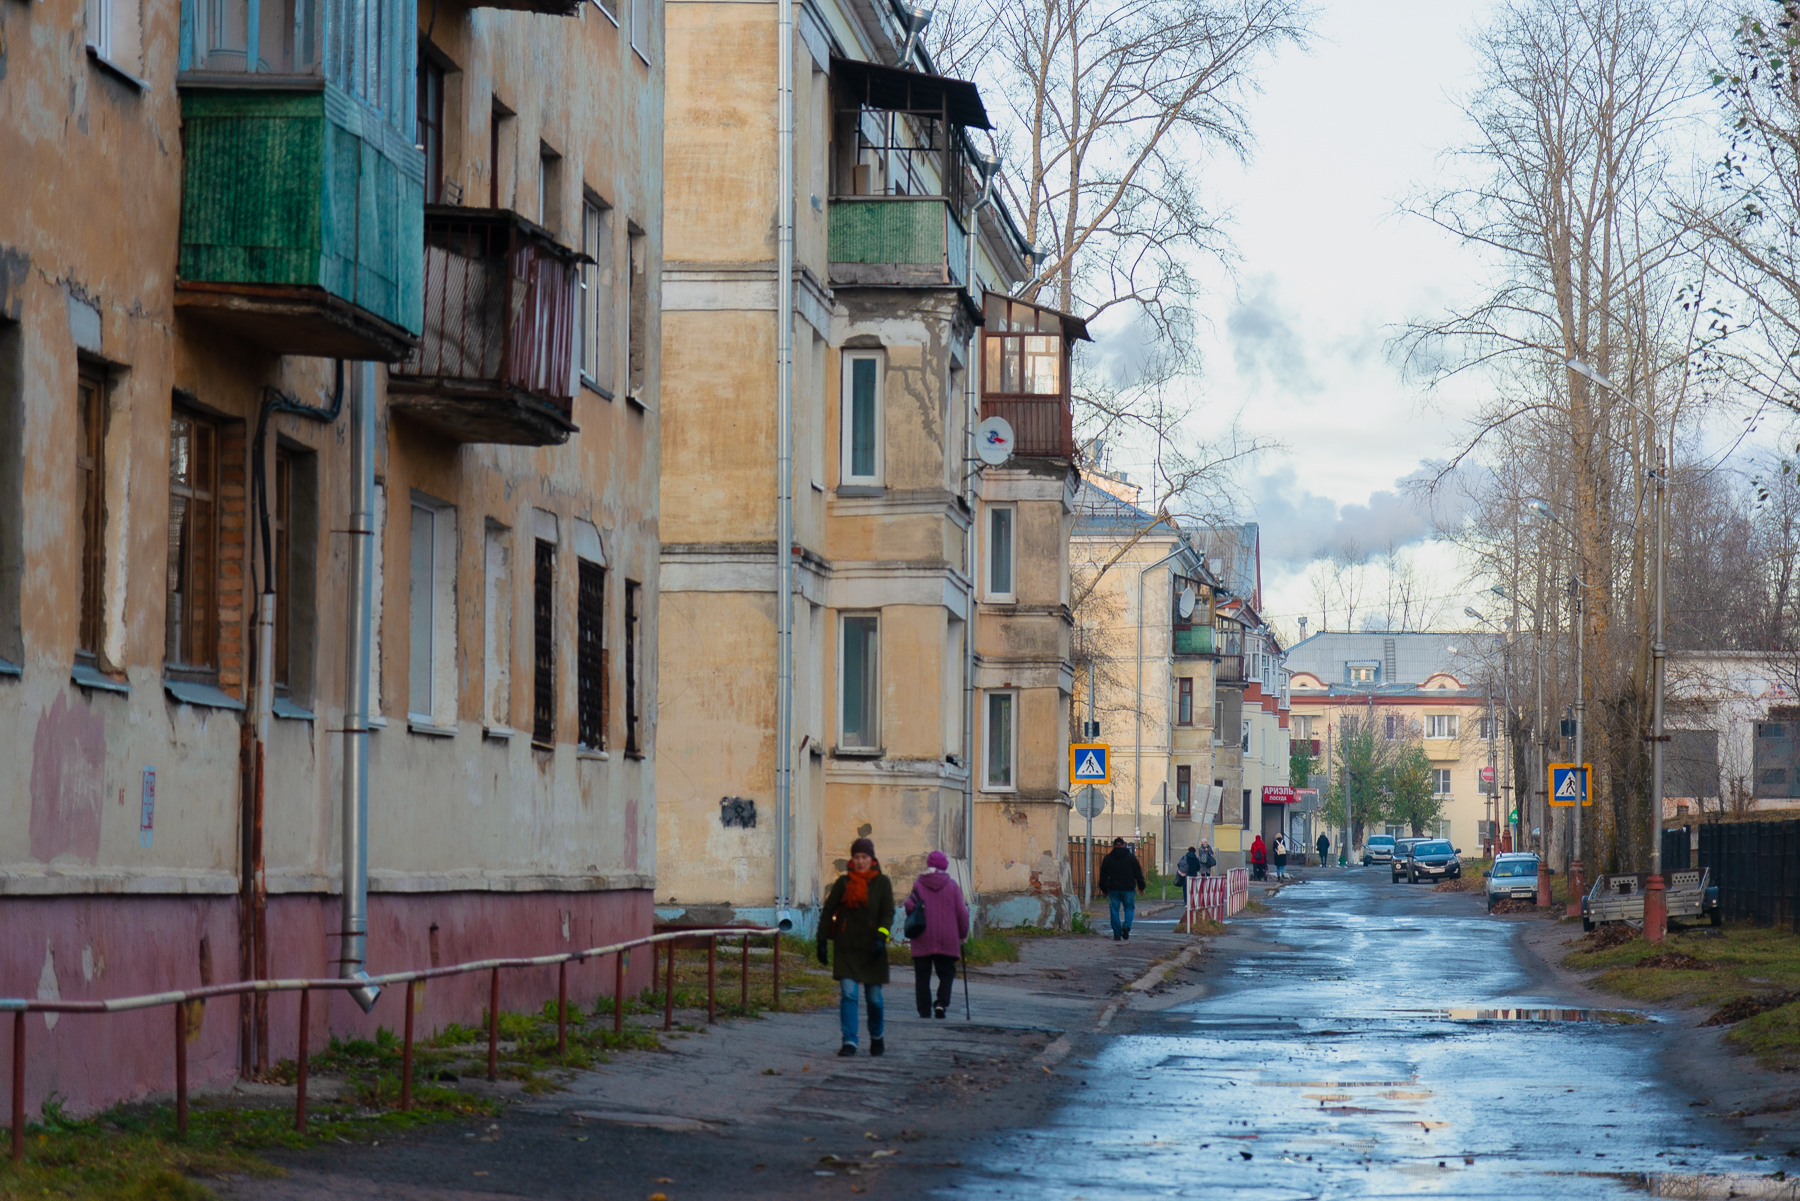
[[1581, 869, 1720, 932]]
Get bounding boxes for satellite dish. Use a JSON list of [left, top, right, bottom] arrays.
[[1178, 586, 1197, 619], [975, 416, 1015, 466]]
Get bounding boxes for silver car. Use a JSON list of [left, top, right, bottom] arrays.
[[1361, 835, 1396, 865], [1484, 853, 1540, 912]]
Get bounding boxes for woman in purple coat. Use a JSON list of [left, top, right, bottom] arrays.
[[903, 850, 971, 1018]]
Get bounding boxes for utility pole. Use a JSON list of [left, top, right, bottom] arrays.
[[1535, 626, 1551, 906], [1645, 446, 1670, 942], [1569, 576, 1586, 918]]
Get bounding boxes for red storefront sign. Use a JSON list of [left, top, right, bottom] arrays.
[[1262, 785, 1299, 804]]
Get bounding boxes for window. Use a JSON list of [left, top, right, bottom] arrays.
[[483, 522, 511, 727], [630, 0, 651, 62], [273, 451, 291, 685], [407, 496, 457, 725], [1426, 714, 1459, 739], [76, 368, 106, 657], [418, 51, 445, 203], [167, 410, 220, 672], [90, 0, 144, 73], [1176, 765, 1192, 816], [1432, 768, 1452, 796], [841, 352, 882, 485], [1348, 663, 1377, 683], [1177, 677, 1193, 725], [0, 320, 21, 669], [840, 613, 879, 749], [273, 447, 318, 701], [1479, 715, 1496, 741], [624, 579, 642, 754], [982, 295, 1064, 397], [1213, 701, 1224, 744], [578, 559, 607, 750], [185, 0, 318, 74], [533, 537, 556, 744], [984, 690, 1015, 790], [592, 0, 617, 22], [626, 225, 648, 402], [943, 617, 964, 756], [538, 142, 562, 233], [489, 99, 514, 209], [579, 196, 615, 394], [986, 504, 1014, 599], [1241, 719, 1251, 753]]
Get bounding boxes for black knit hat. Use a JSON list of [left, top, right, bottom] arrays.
[[850, 837, 876, 858]]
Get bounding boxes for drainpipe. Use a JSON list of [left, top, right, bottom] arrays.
[[963, 155, 998, 907], [774, 0, 795, 931], [340, 362, 380, 1011]]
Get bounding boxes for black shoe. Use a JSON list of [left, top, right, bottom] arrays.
[[838, 1044, 857, 1057], [934, 1006, 946, 1019], [1122, 929, 1131, 941], [918, 1009, 931, 1019], [1113, 932, 1122, 941], [870, 1038, 885, 1057]]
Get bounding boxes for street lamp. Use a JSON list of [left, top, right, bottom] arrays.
[[1465, 608, 1511, 857], [1565, 358, 1672, 943], [1524, 497, 1588, 916]]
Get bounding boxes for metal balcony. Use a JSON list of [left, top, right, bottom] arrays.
[[828, 197, 967, 288], [1173, 624, 1215, 655], [387, 207, 582, 446]]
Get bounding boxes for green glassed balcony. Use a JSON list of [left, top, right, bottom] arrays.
[[1173, 624, 1215, 655], [828, 197, 967, 288]]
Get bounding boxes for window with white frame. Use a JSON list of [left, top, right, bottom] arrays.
[[1432, 768, 1452, 796], [1425, 714, 1459, 739], [1241, 719, 1251, 753], [986, 504, 1014, 600], [984, 690, 1016, 790], [840, 613, 879, 749], [579, 195, 615, 394], [630, 0, 652, 62], [408, 495, 458, 727], [1213, 701, 1224, 743], [90, 0, 143, 73], [1479, 714, 1496, 741], [841, 353, 882, 486], [483, 521, 512, 728]]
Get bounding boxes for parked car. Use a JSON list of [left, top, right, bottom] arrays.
[[1390, 837, 1430, 882], [1400, 840, 1462, 883], [1362, 835, 1397, 865], [1484, 853, 1540, 911]]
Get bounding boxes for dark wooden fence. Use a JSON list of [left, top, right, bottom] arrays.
[[1069, 835, 1156, 896], [1670, 821, 1800, 932]]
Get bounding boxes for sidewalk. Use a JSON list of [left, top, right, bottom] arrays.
[[219, 912, 1214, 1200]]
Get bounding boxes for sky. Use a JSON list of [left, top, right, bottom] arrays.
[[1100, 0, 1505, 639]]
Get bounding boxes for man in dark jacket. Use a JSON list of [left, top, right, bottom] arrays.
[[1096, 837, 1147, 941], [818, 837, 895, 1056], [1317, 832, 1331, 866]]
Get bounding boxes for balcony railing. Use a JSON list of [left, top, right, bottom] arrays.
[[1215, 654, 1244, 683], [388, 207, 581, 446], [828, 197, 967, 288], [1173, 624, 1215, 655], [981, 397, 1074, 458]]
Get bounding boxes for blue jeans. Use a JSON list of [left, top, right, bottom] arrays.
[[839, 978, 884, 1046], [1107, 889, 1136, 936]]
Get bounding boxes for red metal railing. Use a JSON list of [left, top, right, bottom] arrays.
[[980, 396, 1074, 458], [4, 924, 780, 1160], [396, 206, 579, 418]]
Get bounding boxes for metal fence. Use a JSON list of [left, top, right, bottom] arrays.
[[1669, 821, 1800, 932], [3, 924, 780, 1163]]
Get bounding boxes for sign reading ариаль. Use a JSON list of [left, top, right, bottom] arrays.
[[1070, 743, 1111, 784]]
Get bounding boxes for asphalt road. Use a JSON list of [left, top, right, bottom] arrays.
[[948, 869, 1769, 1200]]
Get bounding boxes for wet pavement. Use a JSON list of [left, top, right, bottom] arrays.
[[950, 870, 1770, 1199]]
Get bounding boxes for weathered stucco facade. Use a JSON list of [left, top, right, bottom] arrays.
[[2, 0, 662, 1115], [656, 0, 1077, 929]]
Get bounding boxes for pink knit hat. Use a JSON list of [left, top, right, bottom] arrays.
[[926, 850, 949, 870]]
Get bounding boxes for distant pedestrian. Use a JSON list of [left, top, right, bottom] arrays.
[[1316, 832, 1330, 866], [1198, 842, 1217, 877], [1273, 834, 1289, 881], [903, 850, 970, 1020], [1097, 837, 1147, 941], [818, 837, 895, 1057], [1250, 834, 1268, 881], [1175, 846, 1202, 900]]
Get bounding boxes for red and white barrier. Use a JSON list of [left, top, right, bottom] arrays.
[[1183, 867, 1249, 927]]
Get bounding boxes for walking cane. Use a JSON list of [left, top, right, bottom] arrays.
[[961, 945, 971, 1021]]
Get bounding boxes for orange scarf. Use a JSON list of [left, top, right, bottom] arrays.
[[843, 865, 880, 908]]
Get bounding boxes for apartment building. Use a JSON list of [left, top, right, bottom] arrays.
[[2, 0, 661, 1113], [1286, 632, 1503, 852], [655, 1, 1079, 928]]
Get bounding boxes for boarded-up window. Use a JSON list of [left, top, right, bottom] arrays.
[[533, 538, 555, 744], [578, 559, 607, 750]]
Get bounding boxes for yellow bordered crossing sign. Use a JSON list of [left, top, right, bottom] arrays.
[[1071, 743, 1111, 784], [1548, 763, 1593, 807]]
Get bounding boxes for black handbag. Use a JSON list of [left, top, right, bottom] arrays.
[[904, 890, 928, 939]]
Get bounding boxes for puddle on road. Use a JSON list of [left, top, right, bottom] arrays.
[[1389, 1006, 1646, 1024]]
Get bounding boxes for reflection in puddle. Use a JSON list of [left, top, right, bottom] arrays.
[[1390, 1006, 1643, 1023]]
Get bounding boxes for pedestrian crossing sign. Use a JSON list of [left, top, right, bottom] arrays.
[[1548, 763, 1593, 807], [1071, 743, 1111, 784]]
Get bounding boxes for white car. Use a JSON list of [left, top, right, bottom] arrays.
[[1361, 835, 1396, 865], [1484, 853, 1540, 912]]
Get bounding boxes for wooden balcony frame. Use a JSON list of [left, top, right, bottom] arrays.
[[980, 292, 1091, 460]]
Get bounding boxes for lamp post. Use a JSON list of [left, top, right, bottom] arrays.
[[1566, 358, 1670, 942], [1525, 498, 1587, 914]]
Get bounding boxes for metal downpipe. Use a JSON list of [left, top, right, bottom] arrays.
[[340, 362, 380, 1010], [962, 171, 995, 904], [774, 0, 795, 931]]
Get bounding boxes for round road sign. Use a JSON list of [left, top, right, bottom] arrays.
[[1074, 785, 1106, 819]]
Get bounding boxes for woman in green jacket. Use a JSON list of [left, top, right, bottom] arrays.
[[817, 837, 895, 1056]]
